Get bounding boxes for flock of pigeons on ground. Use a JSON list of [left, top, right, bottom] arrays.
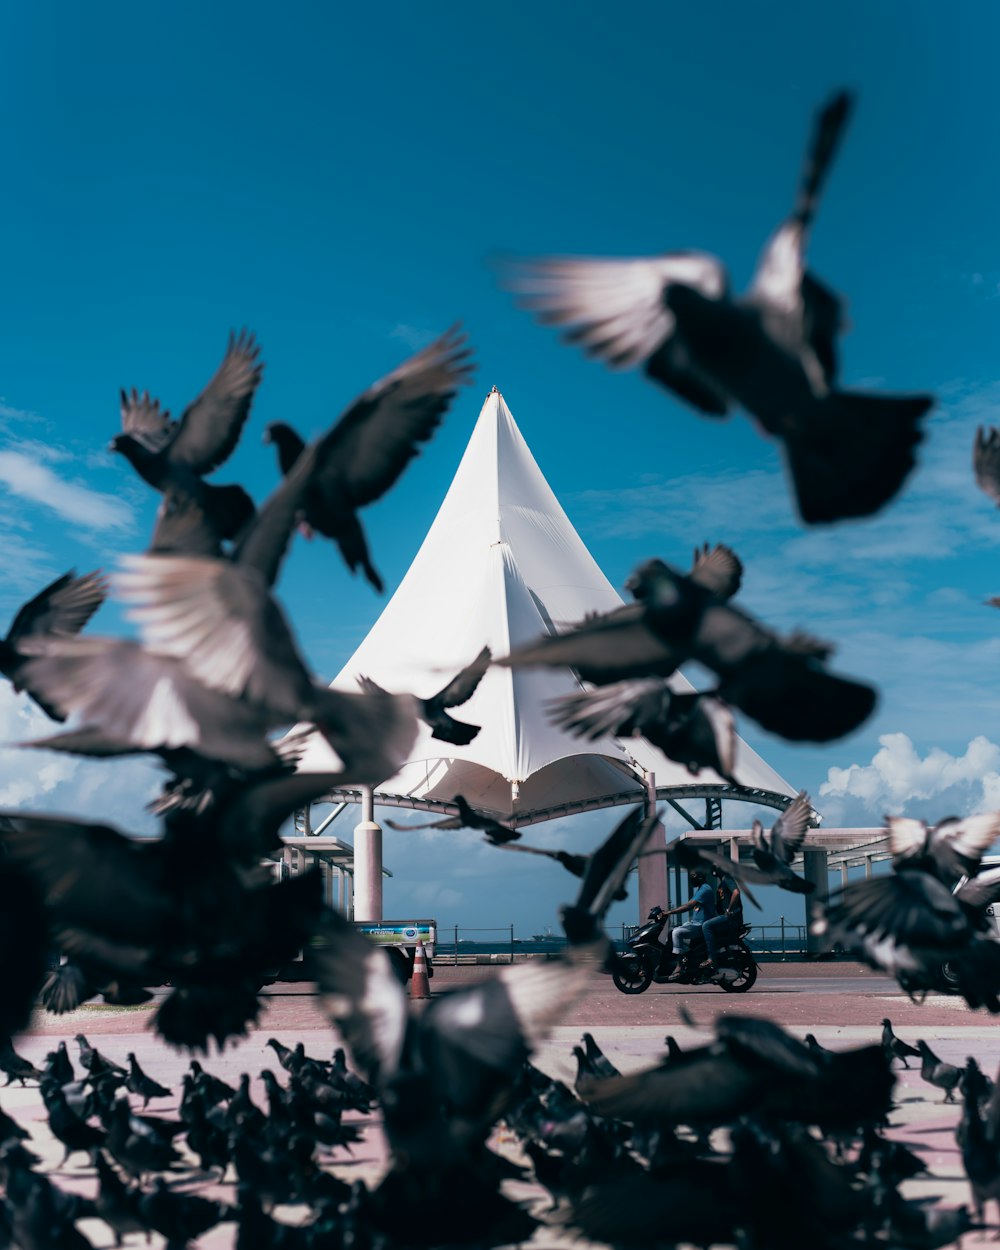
[[0, 1016, 994, 1249], [0, 84, 997, 1246]]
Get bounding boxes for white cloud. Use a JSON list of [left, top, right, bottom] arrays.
[[4, 438, 74, 465], [0, 450, 134, 531], [388, 323, 436, 351], [0, 686, 81, 804], [0, 683, 160, 830], [819, 732, 1000, 821], [0, 401, 43, 427]]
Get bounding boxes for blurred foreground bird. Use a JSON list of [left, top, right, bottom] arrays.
[[109, 419, 429, 788], [0, 811, 325, 1048], [814, 811, 1000, 1010], [743, 791, 816, 892], [308, 805, 655, 1246], [549, 681, 738, 784], [580, 1014, 894, 1133], [505, 91, 932, 524], [26, 418, 426, 792], [0, 569, 106, 720], [386, 793, 521, 844], [505, 555, 877, 744], [264, 325, 474, 592]]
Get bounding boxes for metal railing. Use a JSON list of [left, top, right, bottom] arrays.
[[436, 919, 811, 963]]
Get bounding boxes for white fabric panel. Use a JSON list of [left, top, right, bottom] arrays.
[[295, 387, 795, 811]]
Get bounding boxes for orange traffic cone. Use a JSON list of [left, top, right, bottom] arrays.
[[410, 939, 431, 1001]]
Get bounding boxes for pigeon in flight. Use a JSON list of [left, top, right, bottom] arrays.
[[113, 428, 424, 785], [0, 569, 107, 720], [112, 330, 262, 541], [885, 811, 1000, 882], [357, 645, 491, 746], [264, 325, 474, 592], [505, 92, 932, 525], [386, 793, 521, 844], [814, 810, 1000, 1010], [688, 542, 743, 600], [549, 681, 738, 784], [0, 809, 325, 1048], [741, 791, 816, 892], [670, 792, 815, 897], [504, 556, 876, 744]]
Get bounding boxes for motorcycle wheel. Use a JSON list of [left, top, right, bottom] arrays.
[[718, 945, 757, 994], [612, 954, 653, 995]]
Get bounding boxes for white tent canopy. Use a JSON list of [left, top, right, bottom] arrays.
[[298, 387, 796, 824]]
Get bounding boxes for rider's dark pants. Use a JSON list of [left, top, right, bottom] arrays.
[[703, 915, 740, 960]]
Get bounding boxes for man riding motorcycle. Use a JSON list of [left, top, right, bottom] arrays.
[[659, 869, 716, 982]]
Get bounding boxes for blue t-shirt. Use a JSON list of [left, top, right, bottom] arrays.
[[691, 882, 717, 925]]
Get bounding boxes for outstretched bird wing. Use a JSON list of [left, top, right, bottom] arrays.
[[119, 389, 176, 453], [547, 678, 670, 740], [769, 791, 813, 864], [956, 866, 1000, 912], [19, 636, 285, 771], [688, 543, 743, 600], [501, 603, 683, 686], [167, 330, 263, 474], [310, 909, 410, 1088], [116, 553, 315, 722], [6, 570, 108, 646], [927, 812, 1000, 879], [816, 872, 971, 950], [505, 251, 727, 372], [0, 813, 170, 943], [310, 325, 474, 508], [431, 646, 491, 710]]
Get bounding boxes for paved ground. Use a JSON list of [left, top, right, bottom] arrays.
[[4, 962, 999, 1248]]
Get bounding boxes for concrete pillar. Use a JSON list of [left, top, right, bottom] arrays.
[[840, 864, 848, 889], [637, 773, 668, 919], [864, 854, 873, 880], [802, 847, 829, 955], [353, 786, 383, 922]]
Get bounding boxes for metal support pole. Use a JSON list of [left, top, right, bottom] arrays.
[[637, 772, 668, 920], [802, 847, 830, 956], [353, 785, 383, 922]]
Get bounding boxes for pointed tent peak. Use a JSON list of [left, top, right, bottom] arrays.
[[296, 387, 797, 816]]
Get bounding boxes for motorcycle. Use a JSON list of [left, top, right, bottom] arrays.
[[612, 905, 758, 995]]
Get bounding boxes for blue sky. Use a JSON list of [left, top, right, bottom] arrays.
[[0, 3, 998, 934]]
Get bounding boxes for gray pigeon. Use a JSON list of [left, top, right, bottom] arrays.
[[506, 92, 932, 524], [264, 325, 474, 592], [112, 331, 261, 540]]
